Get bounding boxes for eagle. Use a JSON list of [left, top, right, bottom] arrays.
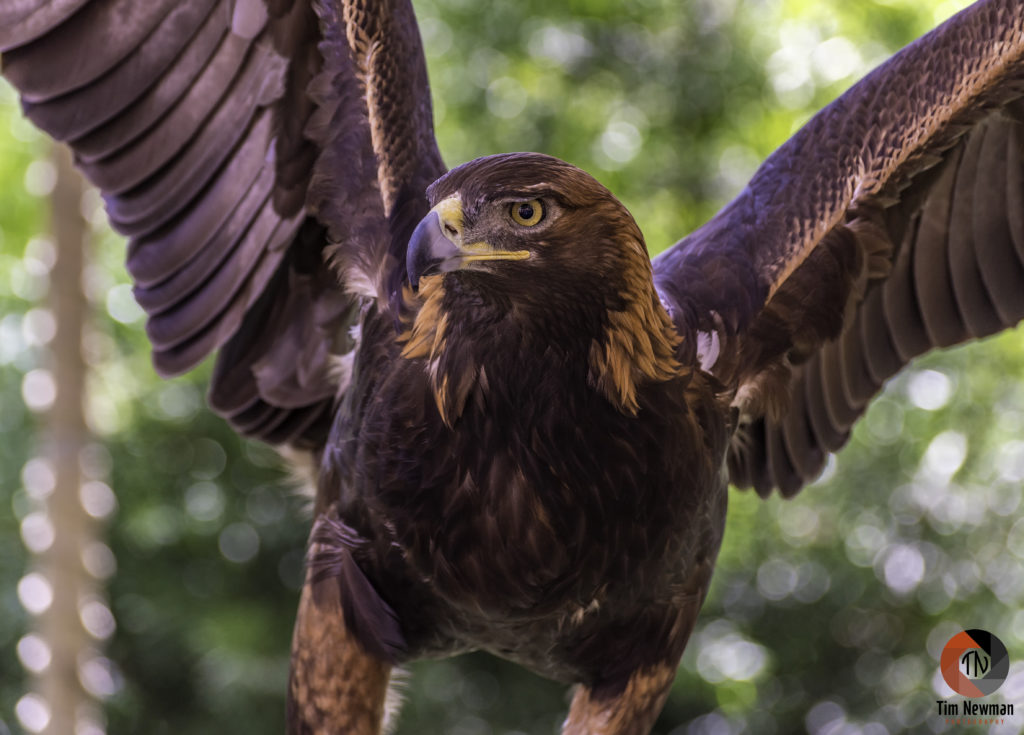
[[3, 0, 1024, 733]]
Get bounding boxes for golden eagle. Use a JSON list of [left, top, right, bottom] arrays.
[[3, 0, 1024, 732]]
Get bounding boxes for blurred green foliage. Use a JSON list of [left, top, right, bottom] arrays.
[[3, 0, 1023, 734]]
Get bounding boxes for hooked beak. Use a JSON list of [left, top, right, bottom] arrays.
[[407, 195, 530, 289]]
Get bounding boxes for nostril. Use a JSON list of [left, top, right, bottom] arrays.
[[444, 223, 458, 237]]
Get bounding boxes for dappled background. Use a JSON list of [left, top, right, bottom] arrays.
[[2, 0, 1024, 733]]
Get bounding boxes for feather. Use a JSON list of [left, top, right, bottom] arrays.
[[3, 0, 181, 101], [150, 214, 300, 375], [89, 45, 279, 205], [134, 183, 275, 324], [780, 367, 825, 484], [309, 517, 406, 662], [972, 119, 1024, 324], [19, 0, 219, 141], [947, 124, 1005, 337], [912, 147, 967, 347], [127, 150, 273, 290], [0, 0, 90, 53], [857, 290, 902, 385], [72, 2, 232, 160]]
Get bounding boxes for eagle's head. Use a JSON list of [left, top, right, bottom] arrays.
[[402, 152, 684, 422], [408, 152, 644, 291]]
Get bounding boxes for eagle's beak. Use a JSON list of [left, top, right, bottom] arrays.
[[407, 195, 529, 289]]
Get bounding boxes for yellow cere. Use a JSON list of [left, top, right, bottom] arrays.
[[432, 194, 529, 263], [432, 194, 464, 236]]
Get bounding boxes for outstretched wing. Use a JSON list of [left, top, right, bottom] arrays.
[[653, 0, 1024, 496], [0, 0, 444, 448]]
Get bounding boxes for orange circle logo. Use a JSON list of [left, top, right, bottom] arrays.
[[941, 630, 1009, 697]]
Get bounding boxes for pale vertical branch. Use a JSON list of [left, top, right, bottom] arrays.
[[36, 143, 95, 735]]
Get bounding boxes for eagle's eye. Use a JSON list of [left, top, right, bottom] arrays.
[[510, 199, 544, 227]]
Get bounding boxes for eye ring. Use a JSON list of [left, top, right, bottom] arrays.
[[510, 199, 544, 227]]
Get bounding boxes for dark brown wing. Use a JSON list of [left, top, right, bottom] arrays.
[[0, 0, 444, 448], [653, 0, 1024, 496]]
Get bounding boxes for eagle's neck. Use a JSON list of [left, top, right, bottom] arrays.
[[586, 246, 687, 415], [400, 259, 686, 425]]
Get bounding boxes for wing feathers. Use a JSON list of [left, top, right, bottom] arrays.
[[73, 3, 232, 161], [972, 119, 1024, 325], [765, 422, 800, 497], [1, 0, 356, 447], [145, 193, 283, 350], [136, 180, 274, 332], [3, 0, 180, 101], [858, 289, 903, 385], [0, 0, 91, 53], [802, 356, 846, 455], [947, 124, 1005, 337], [151, 214, 301, 376], [821, 339, 862, 432], [731, 106, 1024, 497], [17, 0, 218, 142], [89, 38, 274, 204], [1007, 115, 1024, 261], [207, 250, 355, 443], [3, 0, 449, 449], [127, 141, 272, 289], [881, 217, 931, 363], [912, 146, 968, 347], [779, 377, 823, 492], [656, 1, 1024, 496], [837, 314, 878, 409]]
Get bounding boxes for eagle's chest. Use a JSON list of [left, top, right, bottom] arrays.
[[348, 348, 728, 625]]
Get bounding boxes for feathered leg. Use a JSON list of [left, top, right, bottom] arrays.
[[287, 566, 391, 734], [562, 663, 678, 735], [560, 594, 708, 735]]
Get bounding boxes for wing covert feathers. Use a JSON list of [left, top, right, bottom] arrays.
[[307, 0, 445, 306], [654, 0, 1024, 496], [1, 0, 445, 448]]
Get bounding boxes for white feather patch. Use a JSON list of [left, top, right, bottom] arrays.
[[695, 329, 720, 372], [342, 262, 380, 299], [382, 667, 409, 735], [276, 447, 319, 513], [329, 352, 356, 396]]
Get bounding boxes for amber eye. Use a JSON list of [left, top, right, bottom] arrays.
[[510, 199, 544, 226]]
